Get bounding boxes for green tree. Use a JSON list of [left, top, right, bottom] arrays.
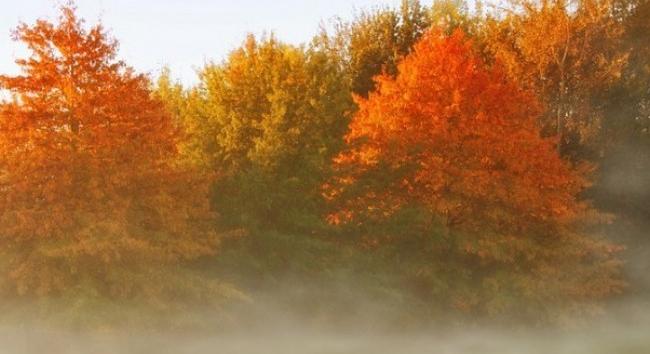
[[603, 0, 650, 144], [594, 0, 650, 251], [430, 0, 479, 35], [178, 35, 351, 232], [318, 0, 432, 97]]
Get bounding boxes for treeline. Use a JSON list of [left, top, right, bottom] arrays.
[[0, 0, 647, 328]]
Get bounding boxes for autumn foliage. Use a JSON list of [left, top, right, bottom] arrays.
[[328, 30, 624, 318], [481, 0, 628, 157], [1, 0, 645, 328], [0, 8, 221, 303], [175, 35, 350, 231]]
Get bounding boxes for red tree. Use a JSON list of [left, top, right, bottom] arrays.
[[0, 6, 224, 304], [329, 30, 624, 320]]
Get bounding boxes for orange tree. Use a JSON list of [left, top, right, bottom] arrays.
[[0, 6, 235, 316], [328, 30, 624, 322], [481, 0, 627, 158]]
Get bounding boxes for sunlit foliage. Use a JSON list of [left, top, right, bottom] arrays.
[[328, 30, 624, 320], [482, 0, 628, 158], [0, 7, 235, 314], [174, 35, 351, 231]]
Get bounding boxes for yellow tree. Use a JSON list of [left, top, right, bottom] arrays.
[[482, 0, 627, 157], [176, 35, 351, 231], [0, 6, 227, 306]]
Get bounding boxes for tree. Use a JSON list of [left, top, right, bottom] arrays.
[[593, 0, 650, 279], [0, 6, 231, 308], [602, 0, 649, 146], [328, 30, 624, 320], [177, 35, 351, 231], [153, 68, 186, 127], [318, 0, 432, 97], [481, 0, 628, 158], [430, 0, 480, 35]]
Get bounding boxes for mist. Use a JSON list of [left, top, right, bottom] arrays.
[[1, 302, 650, 354]]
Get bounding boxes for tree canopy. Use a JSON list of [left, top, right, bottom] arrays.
[[1, 0, 646, 329], [0, 7, 227, 308], [328, 30, 624, 319]]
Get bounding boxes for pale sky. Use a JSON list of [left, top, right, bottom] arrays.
[[0, 0, 403, 86]]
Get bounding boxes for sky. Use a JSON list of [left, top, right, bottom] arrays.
[[0, 0, 402, 86]]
